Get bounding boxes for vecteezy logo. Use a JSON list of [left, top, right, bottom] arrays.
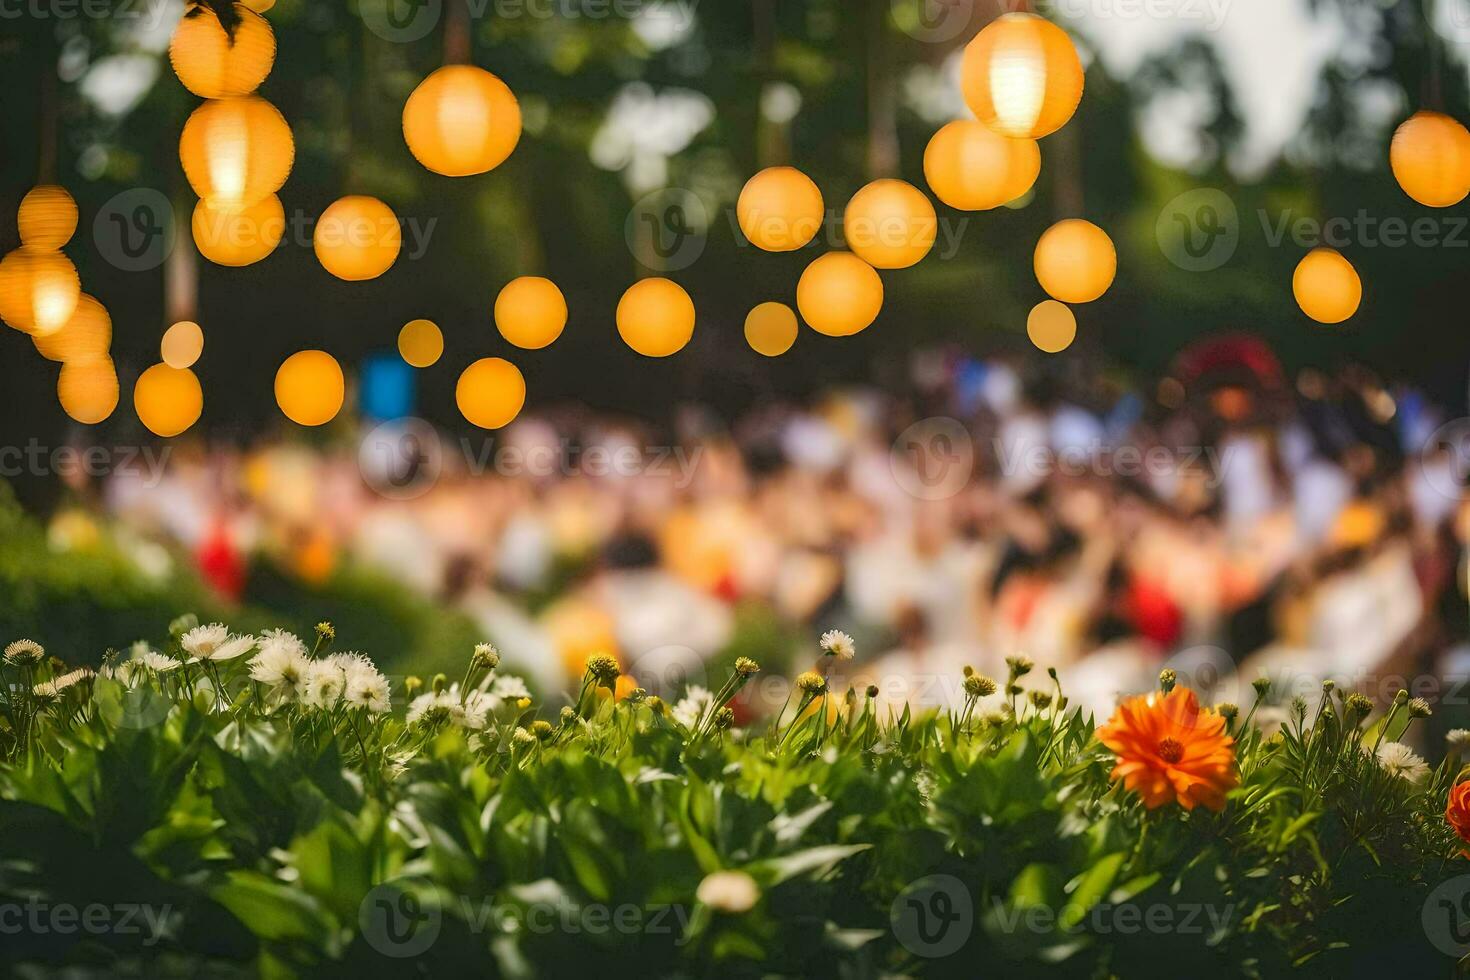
[[359, 880, 442, 958], [359, 418, 443, 500], [1156, 188, 1239, 272], [1423, 874, 1470, 957], [359, 0, 442, 43], [890, 417, 974, 501], [890, 0, 974, 43], [93, 188, 174, 272], [1419, 417, 1470, 502], [624, 188, 708, 273], [891, 874, 972, 958]]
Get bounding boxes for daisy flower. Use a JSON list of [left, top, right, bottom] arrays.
[[490, 675, 531, 701], [1095, 687, 1238, 812], [182, 624, 256, 662], [343, 660, 392, 714], [33, 667, 95, 698], [4, 639, 45, 667], [248, 635, 312, 698], [302, 660, 347, 709], [671, 685, 714, 729], [820, 629, 855, 661], [1376, 741, 1429, 782]]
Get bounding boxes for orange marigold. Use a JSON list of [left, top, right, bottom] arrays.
[[1447, 780, 1470, 852], [1095, 686, 1238, 811]]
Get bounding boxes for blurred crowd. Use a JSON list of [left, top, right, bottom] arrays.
[[95, 337, 1470, 718]]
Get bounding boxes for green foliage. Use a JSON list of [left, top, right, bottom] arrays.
[[0, 627, 1463, 977]]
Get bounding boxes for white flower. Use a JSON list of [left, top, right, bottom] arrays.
[[248, 635, 312, 697], [820, 629, 855, 662], [4, 639, 45, 667], [344, 662, 392, 714], [671, 685, 714, 729], [407, 686, 489, 729], [33, 667, 94, 698], [1448, 729, 1470, 753], [302, 660, 347, 709], [1375, 741, 1429, 782], [182, 624, 256, 662], [696, 870, 759, 914], [490, 675, 531, 700], [406, 691, 451, 727]]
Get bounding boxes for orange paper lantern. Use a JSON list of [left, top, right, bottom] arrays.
[[17, 185, 78, 249], [313, 196, 402, 281], [403, 65, 522, 177], [1033, 219, 1116, 304], [616, 278, 695, 357], [275, 350, 344, 426], [169, 2, 275, 99], [1026, 300, 1076, 353], [961, 12, 1085, 139], [161, 320, 204, 369], [58, 357, 119, 425], [1292, 248, 1361, 324], [923, 121, 1040, 211], [456, 357, 526, 429], [843, 179, 937, 269], [736, 167, 825, 252], [0, 247, 81, 336], [744, 302, 798, 356], [33, 293, 110, 363], [495, 277, 568, 349], [192, 194, 285, 266], [797, 252, 883, 337], [134, 363, 204, 437], [397, 319, 443, 367], [1390, 111, 1470, 208], [179, 96, 294, 210]]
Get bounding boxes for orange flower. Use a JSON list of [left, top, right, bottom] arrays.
[[1446, 780, 1470, 852], [1095, 687, 1238, 811]]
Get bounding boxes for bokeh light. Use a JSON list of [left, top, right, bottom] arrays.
[[796, 252, 883, 337], [169, 2, 275, 99], [403, 65, 522, 177], [134, 363, 204, 437], [0, 248, 81, 337], [456, 356, 526, 429], [275, 350, 345, 426], [397, 318, 444, 367], [161, 320, 204, 369], [314, 195, 402, 281], [34, 294, 111, 363], [744, 302, 798, 356], [1026, 299, 1077, 353], [57, 357, 118, 425], [616, 278, 695, 357], [496, 277, 568, 350], [736, 167, 825, 252], [179, 96, 294, 211], [843, 179, 937, 269], [923, 121, 1040, 211], [961, 12, 1085, 139], [1390, 111, 1470, 208], [17, 185, 78, 250], [1033, 219, 1116, 304], [192, 194, 285, 266], [1293, 247, 1362, 324]]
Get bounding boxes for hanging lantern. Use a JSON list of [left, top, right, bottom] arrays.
[[179, 96, 294, 211], [456, 357, 526, 429], [397, 319, 443, 367], [33, 293, 110, 362], [616, 278, 695, 357], [17, 185, 78, 249], [495, 276, 567, 349], [1027, 300, 1076, 353], [169, 2, 276, 99], [58, 356, 119, 425], [796, 252, 883, 337], [736, 167, 825, 252], [402, 65, 522, 177], [1293, 247, 1361, 324], [161, 320, 204, 369], [843, 179, 937, 269], [275, 350, 344, 426], [192, 193, 285, 266], [1390, 111, 1470, 208], [134, 363, 204, 437], [0, 247, 81, 336], [744, 302, 798, 356], [314, 196, 402, 281], [923, 121, 1040, 211], [961, 12, 1085, 140], [1033, 219, 1116, 304]]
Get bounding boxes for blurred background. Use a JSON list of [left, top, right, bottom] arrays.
[[3, 0, 1470, 737]]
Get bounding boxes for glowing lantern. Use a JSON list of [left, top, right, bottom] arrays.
[[314, 196, 401, 281], [192, 193, 284, 266], [1034, 219, 1115, 304], [161, 320, 204, 369], [58, 357, 119, 425], [961, 13, 1084, 139], [169, 3, 275, 99], [0, 247, 81, 336], [398, 319, 443, 367], [744, 302, 798, 356], [736, 167, 825, 252], [179, 96, 294, 210], [33, 293, 110, 362], [134, 363, 204, 437], [495, 276, 567, 349], [923, 121, 1040, 211], [616, 278, 695, 357], [456, 357, 526, 429], [1390, 111, 1470, 208], [843, 179, 937, 269], [796, 252, 883, 337], [1292, 248, 1361, 324], [1026, 300, 1076, 353], [402, 65, 522, 177], [275, 350, 344, 426], [18, 185, 78, 249]]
